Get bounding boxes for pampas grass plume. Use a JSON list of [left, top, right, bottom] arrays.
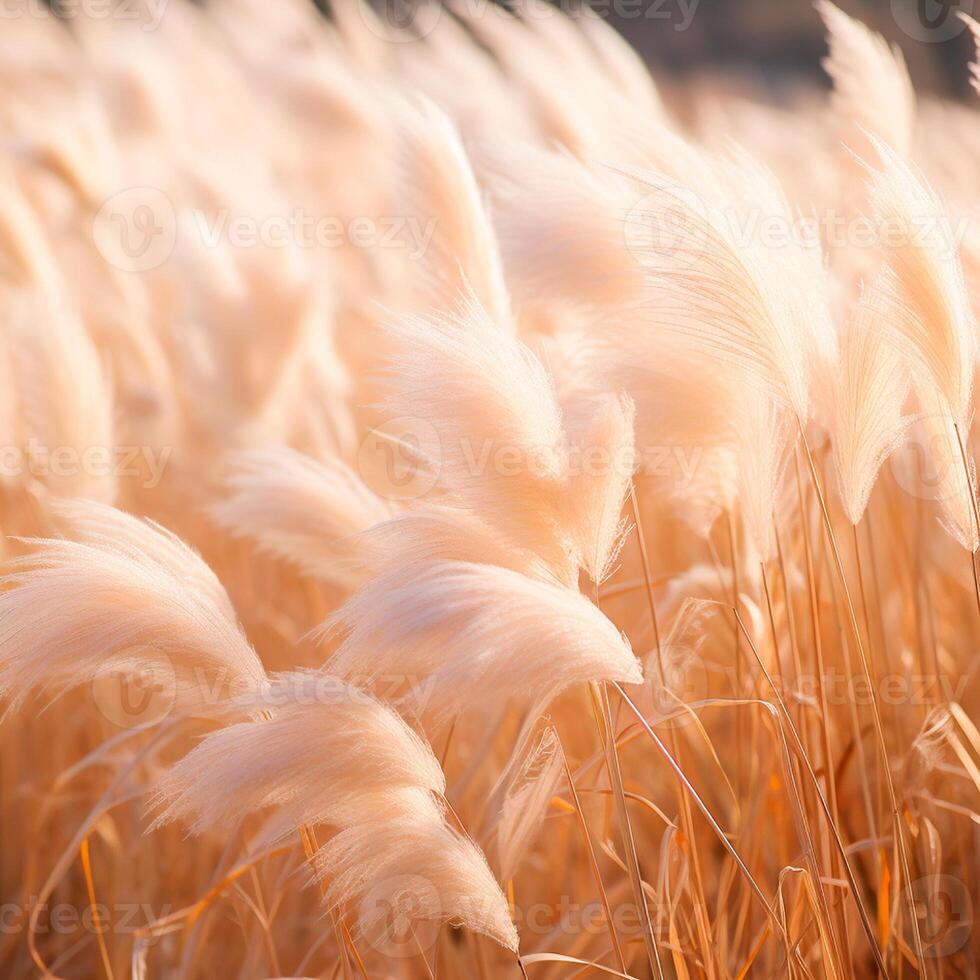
[[833, 278, 910, 525], [324, 559, 643, 726], [6, 4, 980, 977], [212, 446, 393, 588], [817, 0, 915, 155], [0, 500, 265, 711], [151, 670, 445, 834]]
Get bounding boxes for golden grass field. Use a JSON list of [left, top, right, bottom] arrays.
[[0, 1, 978, 977]]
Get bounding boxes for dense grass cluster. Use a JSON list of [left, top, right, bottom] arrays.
[[0, 1, 978, 977]]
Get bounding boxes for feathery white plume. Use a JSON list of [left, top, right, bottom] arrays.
[[817, 1, 915, 155], [314, 802, 520, 952], [561, 392, 635, 583], [324, 560, 642, 726], [360, 506, 560, 585], [866, 145, 979, 547], [392, 97, 511, 325], [833, 279, 910, 525], [6, 294, 116, 503], [0, 500, 265, 712], [623, 161, 811, 419], [55, 498, 236, 617], [153, 668, 517, 952], [151, 671, 445, 835], [914, 386, 979, 552], [379, 300, 571, 577], [211, 446, 393, 588], [723, 152, 837, 418], [486, 144, 647, 319], [867, 141, 977, 431]]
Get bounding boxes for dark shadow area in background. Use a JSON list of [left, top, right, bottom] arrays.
[[46, 0, 977, 101], [347, 0, 977, 101], [596, 0, 975, 100]]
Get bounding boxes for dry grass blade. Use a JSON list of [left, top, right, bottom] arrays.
[[2, 3, 978, 977]]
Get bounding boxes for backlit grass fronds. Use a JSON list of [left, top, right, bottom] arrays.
[[0, 501, 265, 712], [817, 0, 916, 155], [2, 3, 980, 978], [152, 671, 445, 834], [393, 97, 511, 324], [212, 446, 393, 588], [314, 802, 520, 953], [833, 278, 910, 525], [324, 560, 643, 726], [868, 142, 977, 431], [379, 301, 572, 576]]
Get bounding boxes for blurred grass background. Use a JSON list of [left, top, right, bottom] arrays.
[[594, 0, 976, 99]]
